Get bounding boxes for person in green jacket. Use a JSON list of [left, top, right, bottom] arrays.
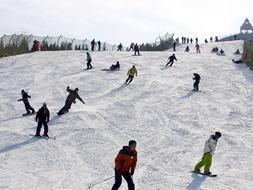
[[194, 131, 221, 175]]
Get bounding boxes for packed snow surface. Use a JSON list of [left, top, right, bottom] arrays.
[[0, 40, 253, 190]]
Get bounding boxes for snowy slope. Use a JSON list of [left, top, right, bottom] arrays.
[[0, 40, 253, 190]]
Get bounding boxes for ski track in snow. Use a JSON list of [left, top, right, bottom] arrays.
[[0, 41, 253, 189]]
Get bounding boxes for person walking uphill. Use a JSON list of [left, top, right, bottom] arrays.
[[126, 66, 137, 85], [35, 103, 50, 137], [86, 52, 92, 70], [111, 140, 137, 190], [166, 53, 177, 67], [192, 73, 201, 91], [18, 90, 35, 115], [57, 86, 85, 115], [194, 132, 222, 175]]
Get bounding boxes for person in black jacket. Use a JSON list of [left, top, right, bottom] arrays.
[[166, 54, 177, 66], [57, 86, 85, 115], [134, 43, 140, 55], [193, 73, 201, 91], [91, 39, 96, 51], [35, 103, 50, 137], [18, 90, 35, 114]]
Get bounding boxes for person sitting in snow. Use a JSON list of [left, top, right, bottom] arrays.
[[57, 86, 85, 115], [234, 49, 241, 55], [194, 132, 221, 175], [219, 49, 225, 55], [110, 61, 120, 71], [18, 90, 35, 115]]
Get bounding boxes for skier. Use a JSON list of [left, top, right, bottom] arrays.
[[195, 43, 201, 53], [194, 132, 222, 175], [110, 61, 120, 70], [173, 41, 177, 52], [166, 53, 177, 67], [111, 140, 137, 190], [210, 37, 213, 43], [190, 38, 193, 44], [195, 37, 199, 44], [130, 43, 134, 51], [35, 103, 50, 137], [126, 66, 137, 85], [18, 90, 35, 115], [185, 46, 190, 52], [98, 41, 101, 51], [57, 86, 85, 115], [117, 43, 123, 51], [86, 52, 92, 69], [134, 43, 140, 56], [192, 73, 201, 91], [91, 39, 96, 51]]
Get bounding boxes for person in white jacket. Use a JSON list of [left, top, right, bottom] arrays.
[[194, 131, 221, 175]]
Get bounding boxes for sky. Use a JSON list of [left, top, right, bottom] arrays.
[[0, 0, 253, 45]]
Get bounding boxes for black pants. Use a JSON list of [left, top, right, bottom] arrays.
[[36, 121, 48, 136], [166, 60, 174, 66], [193, 82, 199, 91], [24, 102, 35, 114], [111, 170, 135, 190], [134, 50, 140, 55], [58, 102, 72, 115], [126, 76, 134, 84], [87, 60, 92, 69]]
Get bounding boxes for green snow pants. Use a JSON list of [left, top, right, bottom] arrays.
[[194, 152, 212, 173]]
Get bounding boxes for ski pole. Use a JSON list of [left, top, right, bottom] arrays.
[[88, 176, 114, 189]]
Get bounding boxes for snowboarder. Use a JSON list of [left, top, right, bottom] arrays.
[[98, 41, 101, 51], [194, 132, 222, 175], [91, 39, 96, 51], [35, 103, 50, 137], [126, 66, 137, 85], [18, 90, 35, 115], [166, 53, 177, 66], [173, 41, 177, 52], [211, 47, 219, 53], [110, 61, 120, 70], [117, 43, 123, 51], [195, 43, 201, 53], [57, 86, 85, 115], [134, 43, 140, 55], [111, 140, 137, 190], [192, 73, 201, 91], [86, 52, 92, 69], [185, 46, 190, 52]]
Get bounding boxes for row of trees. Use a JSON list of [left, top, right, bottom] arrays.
[[139, 38, 174, 51], [0, 38, 29, 58]]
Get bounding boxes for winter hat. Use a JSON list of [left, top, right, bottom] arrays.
[[215, 131, 221, 138], [129, 140, 137, 146]]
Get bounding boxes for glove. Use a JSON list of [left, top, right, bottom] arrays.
[[130, 170, 134, 176]]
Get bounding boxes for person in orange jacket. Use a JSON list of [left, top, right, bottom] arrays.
[[111, 140, 137, 190]]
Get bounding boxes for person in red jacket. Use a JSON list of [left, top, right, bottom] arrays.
[[111, 140, 137, 190], [35, 103, 50, 137]]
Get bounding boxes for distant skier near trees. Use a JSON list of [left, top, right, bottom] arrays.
[[192, 73, 201, 91], [134, 43, 140, 56], [194, 132, 222, 175], [190, 38, 193, 44], [111, 140, 137, 190], [166, 53, 177, 67], [173, 41, 177, 51], [91, 39, 96, 51], [18, 90, 35, 115], [35, 103, 50, 137], [98, 41, 101, 51], [117, 43, 123, 51], [195, 43, 201, 53], [86, 52, 92, 70], [126, 66, 137, 85], [57, 86, 85, 115]]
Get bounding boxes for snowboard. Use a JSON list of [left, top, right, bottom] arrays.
[[191, 171, 217, 177], [57, 110, 69, 116], [132, 54, 142, 56], [22, 112, 36, 116], [84, 68, 94, 71]]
